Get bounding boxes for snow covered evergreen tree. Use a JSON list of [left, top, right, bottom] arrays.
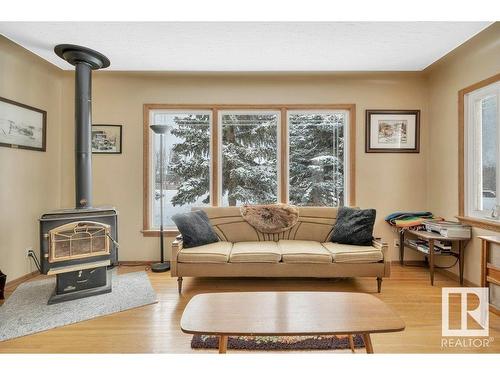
[[288, 113, 344, 206], [167, 112, 344, 208], [220, 114, 277, 206], [168, 113, 278, 207], [169, 114, 211, 205]]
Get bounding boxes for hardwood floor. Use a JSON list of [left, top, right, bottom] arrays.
[[0, 264, 498, 353]]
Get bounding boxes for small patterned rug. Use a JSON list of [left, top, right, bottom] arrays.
[[191, 334, 365, 351]]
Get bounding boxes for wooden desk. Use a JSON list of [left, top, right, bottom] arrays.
[[478, 236, 500, 315], [400, 230, 469, 286], [181, 292, 405, 354]]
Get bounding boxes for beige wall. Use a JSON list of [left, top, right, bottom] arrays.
[[0, 37, 63, 281], [425, 23, 500, 284], [58, 71, 429, 263]]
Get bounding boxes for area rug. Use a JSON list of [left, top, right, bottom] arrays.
[[191, 334, 366, 351], [0, 271, 157, 342]]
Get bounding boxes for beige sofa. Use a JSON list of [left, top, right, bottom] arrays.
[[171, 206, 390, 293]]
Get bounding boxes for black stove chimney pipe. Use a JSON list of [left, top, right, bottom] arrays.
[[74, 62, 93, 208], [54, 45, 110, 209]]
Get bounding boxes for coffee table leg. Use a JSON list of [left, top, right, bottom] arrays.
[[218, 335, 228, 354], [363, 334, 374, 354], [348, 335, 355, 352]]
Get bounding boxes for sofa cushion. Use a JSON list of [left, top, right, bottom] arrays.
[[322, 242, 383, 263], [178, 241, 232, 263], [229, 241, 281, 263], [278, 240, 333, 263], [330, 207, 376, 246], [172, 210, 219, 248]]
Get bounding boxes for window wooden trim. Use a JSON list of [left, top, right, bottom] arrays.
[[456, 215, 500, 232], [142, 103, 356, 236], [458, 73, 500, 230]]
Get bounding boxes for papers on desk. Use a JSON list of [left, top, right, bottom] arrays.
[[407, 239, 453, 254], [423, 220, 471, 239]]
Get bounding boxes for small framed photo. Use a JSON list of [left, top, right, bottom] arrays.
[[92, 124, 122, 154], [365, 110, 420, 153], [0, 96, 47, 152]]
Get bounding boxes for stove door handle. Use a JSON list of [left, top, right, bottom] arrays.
[[106, 233, 119, 248]]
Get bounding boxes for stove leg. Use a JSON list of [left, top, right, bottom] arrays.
[[0, 269, 6, 300]]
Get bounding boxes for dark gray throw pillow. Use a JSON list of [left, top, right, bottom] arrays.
[[331, 207, 376, 246], [171, 210, 219, 248]]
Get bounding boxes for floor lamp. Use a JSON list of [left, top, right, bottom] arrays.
[[150, 124, 171, 273]]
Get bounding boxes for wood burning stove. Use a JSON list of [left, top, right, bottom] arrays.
[[39, 44, 117, 304], [40, 207, 118, 304]]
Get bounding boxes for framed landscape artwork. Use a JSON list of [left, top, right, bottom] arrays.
[[0, 96, 47, 151], [92, 124, 122, 154], [365, 109, 420, 153]]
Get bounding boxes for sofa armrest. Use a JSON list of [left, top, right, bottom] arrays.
[[372, 237, 389, 261], [171, 235, 183, 277], [373, 237, 391, 278]]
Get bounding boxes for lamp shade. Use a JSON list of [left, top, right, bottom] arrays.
[[150, 124, 169, 134]]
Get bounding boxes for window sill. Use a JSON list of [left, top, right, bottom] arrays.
[[456, 216, 500, 232], [141, 229, 180, 237]]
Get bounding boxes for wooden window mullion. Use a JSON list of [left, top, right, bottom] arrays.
[[211, 108, 219, 206], [280, 108, 288, 203]]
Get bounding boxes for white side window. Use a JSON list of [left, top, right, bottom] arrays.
[[465, 82, 500, 218]]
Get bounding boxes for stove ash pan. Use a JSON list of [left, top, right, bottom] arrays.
[[39, 207, 118, 275]]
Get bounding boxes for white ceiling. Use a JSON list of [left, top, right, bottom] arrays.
[[0, 22, 492, 71]]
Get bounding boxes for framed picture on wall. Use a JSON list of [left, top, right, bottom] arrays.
[[92, 124, 122, 154], [0, 96, 47, 152], [365, 110, 420, 153]]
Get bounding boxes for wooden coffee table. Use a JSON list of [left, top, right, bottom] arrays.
[[181, 291, 405, 353]]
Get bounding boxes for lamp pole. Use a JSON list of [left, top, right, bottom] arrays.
[[150, 125, 170, 273]]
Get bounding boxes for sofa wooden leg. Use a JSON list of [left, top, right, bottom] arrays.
[[177, 277, 183, 294], [377, 277, 382, 293]]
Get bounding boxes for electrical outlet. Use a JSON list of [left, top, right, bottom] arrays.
[[393, 239, 399, 248], [25, 248, 33, 258]]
